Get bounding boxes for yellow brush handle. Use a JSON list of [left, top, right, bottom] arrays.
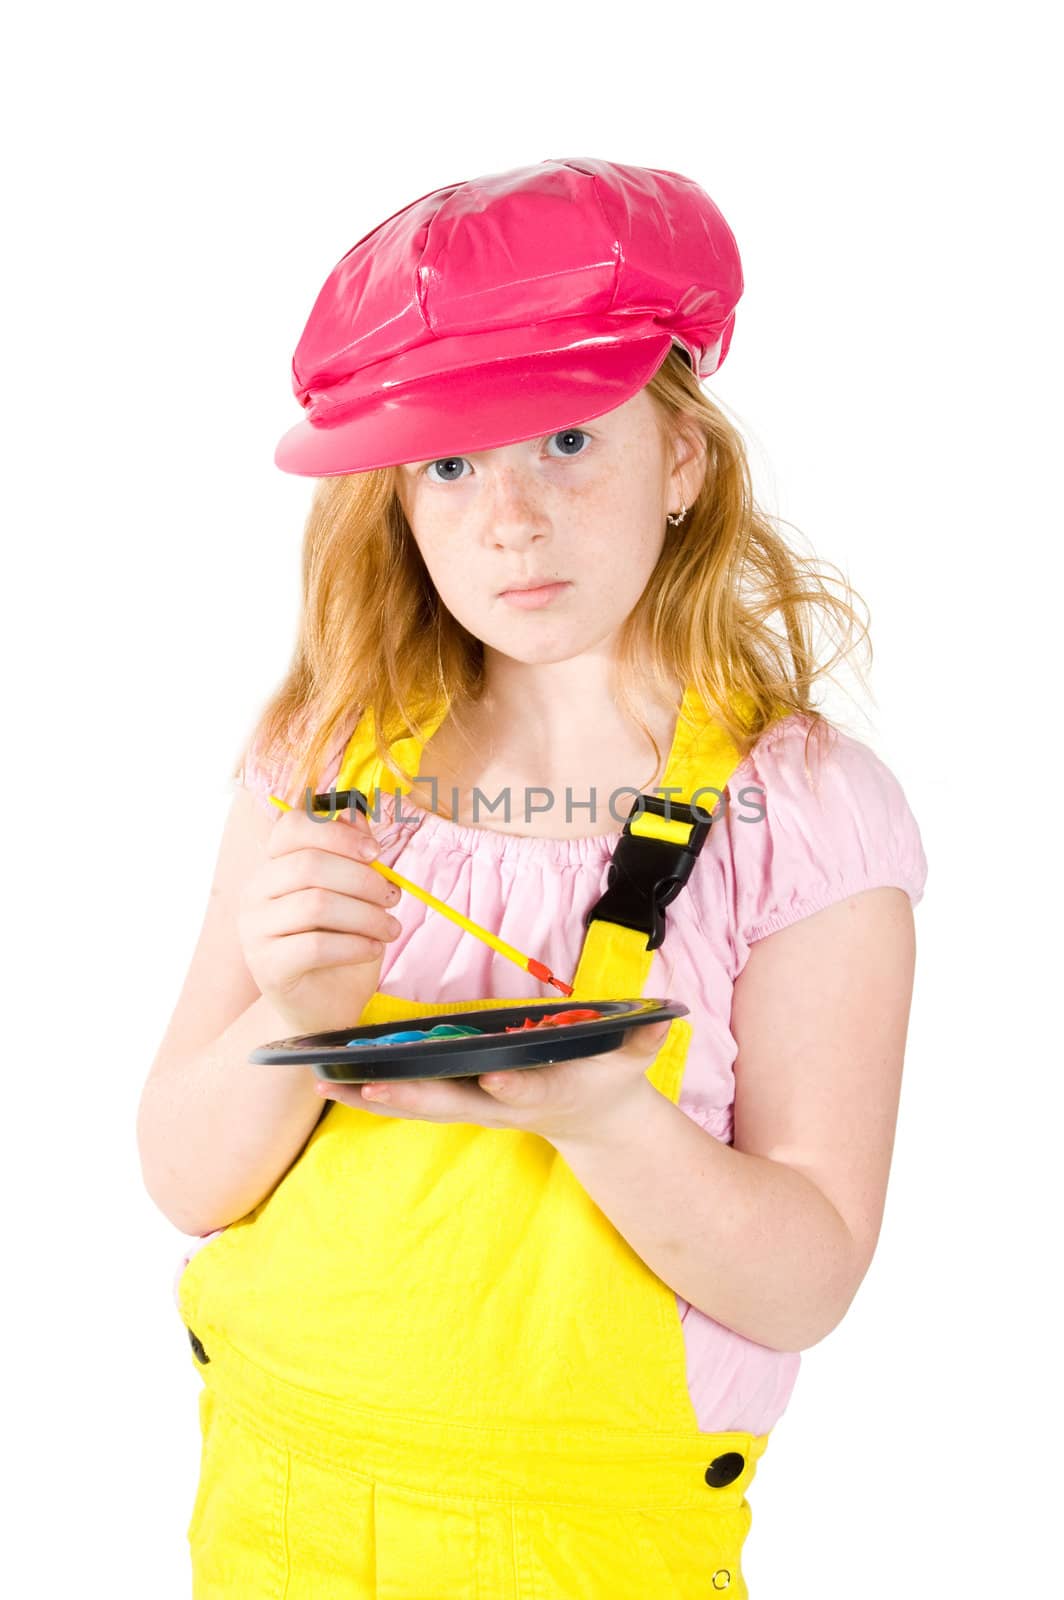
[[369, 858, 531, 967]]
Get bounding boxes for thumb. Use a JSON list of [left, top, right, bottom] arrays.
[[633, 1019, 672, 1053]]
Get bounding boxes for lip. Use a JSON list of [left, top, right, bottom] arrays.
[[498, 581, 570, 609]]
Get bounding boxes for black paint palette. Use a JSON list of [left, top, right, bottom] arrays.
[[250, 997, 689, 1083]]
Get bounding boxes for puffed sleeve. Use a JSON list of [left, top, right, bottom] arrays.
[[234, 718, 352, 817], [722, 714, 928, 958], [234, 735, 294, 816]]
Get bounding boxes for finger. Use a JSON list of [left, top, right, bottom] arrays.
[[258, 840, 400, 917], [315, 1082, 366, 1108], [319, 1075, 494, 1122], [479, 1068, 526, 1098], [270, 835, 392, 888], [262, 855, 390, 922], [268, 802, 381, 867], [478, 1065, 551, 1104], [262, 882, 402, 947], [315, 1082, 413, 1116], [367, 1075, 501, 1118]]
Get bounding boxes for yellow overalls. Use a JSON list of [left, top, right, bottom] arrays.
[[177, 686, 776, 1598]]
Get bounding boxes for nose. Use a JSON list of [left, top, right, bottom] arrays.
[[484, 466, 551, 548]]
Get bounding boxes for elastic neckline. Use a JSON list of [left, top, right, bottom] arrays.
[[373, 788, 623, 863]]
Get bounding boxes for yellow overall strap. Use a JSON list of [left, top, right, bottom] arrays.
[[569, 685, 764, 999], [332, 701, 451, 811]]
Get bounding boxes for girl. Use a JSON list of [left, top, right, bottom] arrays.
[[139, 156, 927, 1598]]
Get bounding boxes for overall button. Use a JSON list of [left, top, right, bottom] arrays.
[[704, 1451, 744, 1487], [186, 1327, 210, 1365], [712, 1570, 732, 1589]]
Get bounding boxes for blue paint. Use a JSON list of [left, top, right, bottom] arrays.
[[345, 1023, 486, 1048]]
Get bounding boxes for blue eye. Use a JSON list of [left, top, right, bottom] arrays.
[[545, 428, 591, 458], [424, 456, 469, 484], [422, 429, 590, 483]]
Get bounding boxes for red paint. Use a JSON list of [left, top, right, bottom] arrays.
[[503, 1008, 604, 1033]]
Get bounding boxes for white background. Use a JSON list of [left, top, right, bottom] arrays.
[[4, 3, 1060, 1595]]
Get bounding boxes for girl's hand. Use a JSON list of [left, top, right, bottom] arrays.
[[237, 801, 404, 1037], [316, 1018, 673, 1146]]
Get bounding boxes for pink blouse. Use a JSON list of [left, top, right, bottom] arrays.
[[177, 711, 928, 1435]]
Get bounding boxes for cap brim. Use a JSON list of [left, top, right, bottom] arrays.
[[274, 334, 675, 477]]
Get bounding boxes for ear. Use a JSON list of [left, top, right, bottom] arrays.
[[669, 422, 708, 510]]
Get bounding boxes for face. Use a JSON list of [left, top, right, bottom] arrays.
[[394, 387, 693, 668]]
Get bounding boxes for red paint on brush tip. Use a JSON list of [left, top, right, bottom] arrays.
[[527, 958, 573, 996]]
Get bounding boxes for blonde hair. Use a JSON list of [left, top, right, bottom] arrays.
[[236, 347, 869, 806]]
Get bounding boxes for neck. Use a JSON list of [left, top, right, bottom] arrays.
[[474, 652, 682, 742], [443, 658, 685, 806]]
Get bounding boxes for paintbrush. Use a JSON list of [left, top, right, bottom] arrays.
[[267, 789, 574, 997]]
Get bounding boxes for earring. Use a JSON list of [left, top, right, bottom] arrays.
[[666, 502, 688, 526]]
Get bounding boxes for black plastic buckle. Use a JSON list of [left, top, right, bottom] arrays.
[[307, 788, 370, 817], [583, 794, 715, 952]]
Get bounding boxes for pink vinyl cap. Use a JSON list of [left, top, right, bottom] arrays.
[[274, 156, 744, 478]]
